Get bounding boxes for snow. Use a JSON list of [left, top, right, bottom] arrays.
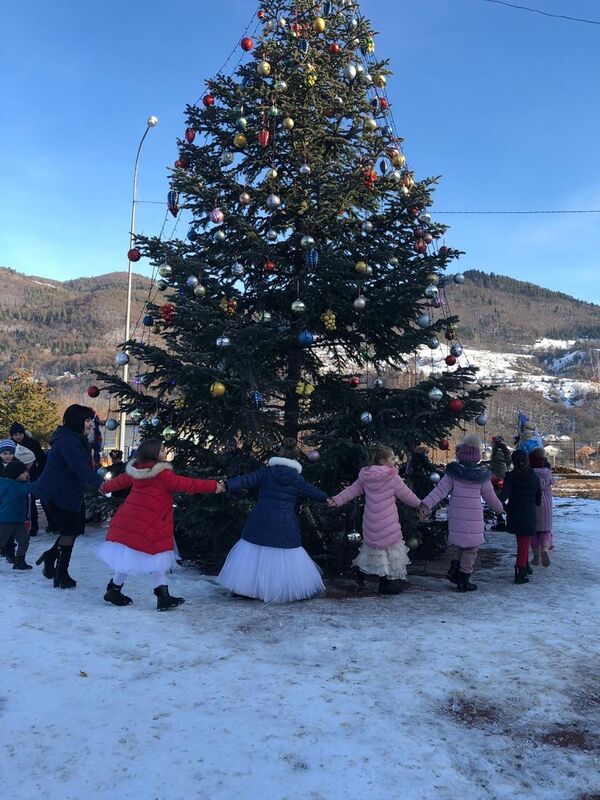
[[2, 501, 600, 800], [30, 279, 57, 289], [531, 338, 577, 351]]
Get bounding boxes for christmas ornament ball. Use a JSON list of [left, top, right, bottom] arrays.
[[353, 296, 366, 310], [186, 275, 199, 288], [231, 262, 244, 277], [300, 235, 315, 249], [105, 418, 119, 431], [142, 314, 154, 327], [194, 284, 207, 297], [355, 260, 368, 274], [266, 193, 281, 210], [450, 344, 463, 357], [416, 313, 431, 328], [236, 116, 248, 130], [418, 212, 432, 225], [216, 336, 231, 348], [116, 352, 129, 366], [87, 385, 100, 398], [266, 229, 278, 241], [151, 417, 161, 427], [313, 16, 326, 32], [234, 133, 248, 148], [214, 230, 226, 243], [158, 264, 172, 278], [162, 426, 176, 441], [445, 354, 457, 367], [425, 284, 439, 298], [291, 299, 306, 314], [239, 191, 251, 205], [406, 537, 419, 551], [343, 63, 357, 80], [360, 411, 373, 425], [130, 409, 143, 423], [307, 449, 320, 463], [128, 248, 141, 262], [361, 220, 374, 234], [283, 116, 295, 130], [389, 257, 399, 266], [430, 472, 441, 484], [157, 280, 168, 292], [428, 387, 443, 403], [257, 60, 271, 77], [373, 378, 384, 389], [438, 438, 450, 451], [476, 413, 489, 426], [210, 381, 226, 398], [299, 163, 311, 176], [298, 330, 314, 346], [202, 94, 215, 108], [329, 42, 341, 55], [373, 74, 387, 88], [428, 336, 440, 350], [448, 398, 465, 414], [241, 36, 253, 51], [454, 273, 465, 285]]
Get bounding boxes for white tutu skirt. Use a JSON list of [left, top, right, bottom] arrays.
[[218, 539, 325, 604], [97, 541, 177, 576], [353, 540, 410, 579]]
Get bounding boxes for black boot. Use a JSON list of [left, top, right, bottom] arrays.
[[13, 555, 33, 571], [378, 576, 404, 595], [35, 536, 60, 579], [514, 566, 530, 584], [525, 561, 533, 576], [2, 538, 16, 564], [446, 559, 460, 585], [456, 571, 478, 592], [351, 565, 366, 588], [53, 545, 76, 589], [153, 585, 185, 611], [104, 580, 133, 607]]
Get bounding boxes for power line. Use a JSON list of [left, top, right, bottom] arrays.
[[484, 0, 600, 26], [433, 209, 600, 215]]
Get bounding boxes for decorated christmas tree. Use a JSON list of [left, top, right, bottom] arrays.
[[95, 0, 491, 571]]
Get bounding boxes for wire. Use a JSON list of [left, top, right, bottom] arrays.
[[432, 209, 600, 215], [484, 0, 600, 26]]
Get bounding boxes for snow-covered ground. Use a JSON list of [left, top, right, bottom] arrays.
[[2, 500, 600, 800]]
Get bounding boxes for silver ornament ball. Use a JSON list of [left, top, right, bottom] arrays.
[[360, 411, 373, 425]]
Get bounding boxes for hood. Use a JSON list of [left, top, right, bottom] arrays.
[[446, 461, 491, 484], [126, 461, 172, 480], [359, 465, 398, 485], [267, 457, 302, 485], [50, 425, 86, 447]]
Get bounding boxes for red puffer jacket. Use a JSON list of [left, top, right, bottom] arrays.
[[101, 461, 217, 554]]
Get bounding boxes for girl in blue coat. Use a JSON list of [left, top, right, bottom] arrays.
[[218, 439, 328, 603]]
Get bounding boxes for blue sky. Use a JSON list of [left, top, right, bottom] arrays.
[[2, 0, 600, 301]]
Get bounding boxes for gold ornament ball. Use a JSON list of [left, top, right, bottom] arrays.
[[313, 17, 326, 32], [194, 284, 207, 297], [257, 60, 271, 77], [210, 381, 226, 398], [233, 133, 247, 149], [267, 167, 279, 180], [283, 116, 295, 130], [355, 260, 368, 274], [406, 537, 420, 551], [363, 116, 377, 131], [373, 74, 387, 88], [150, 324, 161, 335]]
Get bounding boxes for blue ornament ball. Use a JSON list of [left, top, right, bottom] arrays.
[[298, 331, 314, 346], [142, 314, 154, 327], [105, 418, 119, 431]]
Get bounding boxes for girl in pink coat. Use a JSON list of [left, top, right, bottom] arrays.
[[420, 434, 503, 593], [529, 447, 554, 567], [328, 444, 421, 594]]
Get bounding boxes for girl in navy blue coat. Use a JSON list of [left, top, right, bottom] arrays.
[[218, 439, 328, 603]]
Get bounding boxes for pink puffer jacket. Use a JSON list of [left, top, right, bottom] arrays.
[[532, 466, 554, 532], [421, 464, 504, 549], [332, 465, 421, 549]]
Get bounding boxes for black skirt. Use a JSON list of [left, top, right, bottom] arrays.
[[47, 501, 86, 538]]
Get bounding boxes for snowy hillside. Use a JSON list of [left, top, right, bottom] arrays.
[[2, 501, 600, 800]]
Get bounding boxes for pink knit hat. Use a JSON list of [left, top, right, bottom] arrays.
[[457, 433, 482, 463]]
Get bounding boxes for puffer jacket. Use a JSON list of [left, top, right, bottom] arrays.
[[500, 470, 541, 537], [421, 461, 504, 548], [34, 425, 103, 512], [332, 465, 421, 549], [101, 461, 217, 554], [0, 477, 35, 523], [532, 466, 553, 532], [226, 457, 327, 549]]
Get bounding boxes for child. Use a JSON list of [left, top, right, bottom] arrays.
[[219, 438, 327, 603], [529, 447, 554, 567], [0, 439, 37, 570], [500, 449, 541, 584], [328, 444, 421, 594], [98, 438, 223, 610], [419, 434, 504, 593]]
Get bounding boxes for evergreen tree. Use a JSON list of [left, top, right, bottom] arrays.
[[96, 0, 491, 570], [0, 364, 60, 445]]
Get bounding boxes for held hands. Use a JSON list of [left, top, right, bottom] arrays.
[[417, 502, 430, 521], [215, 480, 226, 494], [326, 497, 337, 508]]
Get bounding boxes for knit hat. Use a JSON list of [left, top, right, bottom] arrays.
[[0, 439, 16, 453], [15, 444, 36, 466], [10, 422, 25, 436], [457, 433, 482, 463]]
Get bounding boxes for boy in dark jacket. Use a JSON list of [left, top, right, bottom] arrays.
[[0, 439, 36, 570]]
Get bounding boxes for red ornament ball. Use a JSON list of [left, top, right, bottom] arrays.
[[349, 376, 360, 388], [408, 206, 420, 217], [379, 98, 389, 111], [445, 355, 457, 366], [438, 438, 450, 451], [439, 245, 450, 257], [174, 159, 183, 169], [241, 37, 253, 51], [202, 94, 215, 108], [329, 43, 341, 55], [447, 398, 464, 414], [414, 240, 427, 254], [185, 127, 196, 144], [257, 10, 266, 19], [127, 248, 141, 262], [264, 260, 276, 273], [178, 155, 190, 169], [87, 385, 100, 398]]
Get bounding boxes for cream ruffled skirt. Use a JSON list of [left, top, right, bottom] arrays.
[[353, 541, 411, 580], [97, 541, 177, 576]]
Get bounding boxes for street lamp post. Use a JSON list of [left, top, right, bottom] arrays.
[[118, 115, 158, 453]]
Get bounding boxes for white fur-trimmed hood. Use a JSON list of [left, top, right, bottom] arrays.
[[125, 461, 173, 479], [268, 457, 302, 473]]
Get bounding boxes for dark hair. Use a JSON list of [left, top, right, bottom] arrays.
[[370, 444, 394, 465], [134, 438, 162, 464], [63, 404, 95, 434], [278, 437, 302, 461], [511, 449, 532, 480], [109, 449, 123, 460]]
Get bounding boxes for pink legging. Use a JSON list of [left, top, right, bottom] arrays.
[[531, 532, 552, 553], [454, 546, 478, 574]]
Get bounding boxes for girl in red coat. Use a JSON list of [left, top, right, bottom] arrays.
[[98, 439, 223, 610]]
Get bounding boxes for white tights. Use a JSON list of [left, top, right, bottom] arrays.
[[113, 572, 167, 588]]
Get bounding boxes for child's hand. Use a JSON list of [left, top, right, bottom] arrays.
[[417, 503, 430, 521], [215, 480, 226, 494], [326, 497, 337, 508]]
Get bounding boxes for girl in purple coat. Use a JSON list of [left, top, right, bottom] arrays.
[[529, 447, 554, 567], [328, 445, 421, 594], [420, 434, 503, 593]]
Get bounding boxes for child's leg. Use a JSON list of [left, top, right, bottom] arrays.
[[531, 533, 541, 565], [113, 572, 128, 586], [151, 572, 168, 588], [539, 532, 552, 567], [14, 523, 30, 558], [516, 536, 530, 569], [459, 547, 478, 574]]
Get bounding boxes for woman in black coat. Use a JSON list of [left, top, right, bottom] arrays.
[[500, 450, 541, 585], [34, 405, 105, 589]]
